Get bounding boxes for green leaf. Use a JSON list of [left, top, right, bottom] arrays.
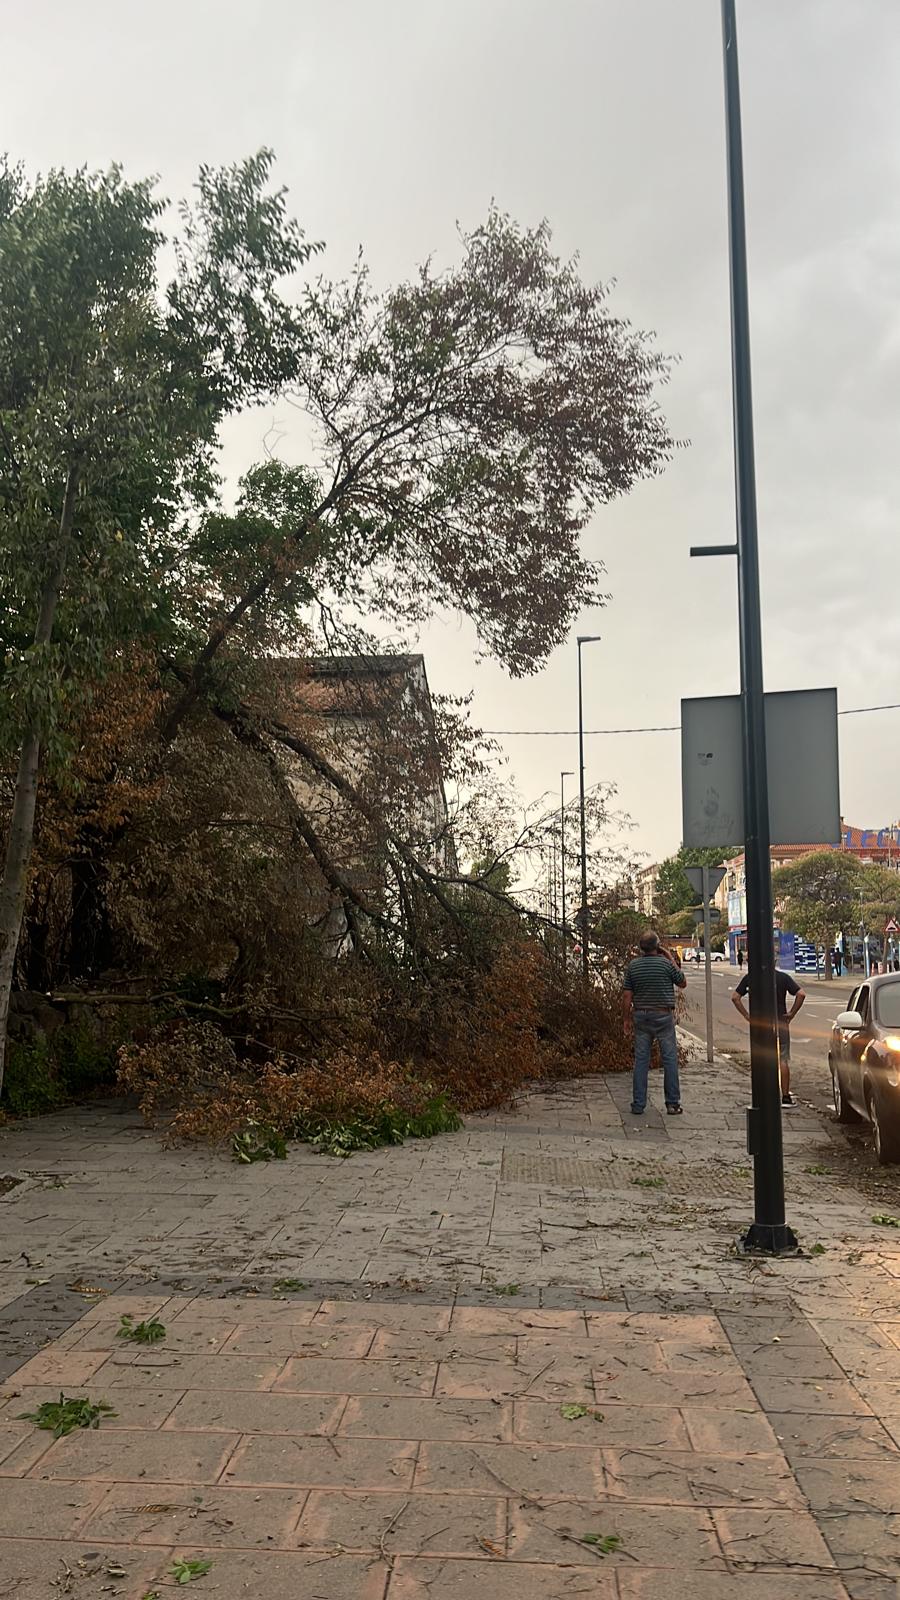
[[170, 1557, 213, 1584], [872, 1213, 900, 1228], [117, 1315, 166, 1344], [18, 1393, 117, 1437], [580, 1533, 622, 1554], [558, 1402, 605, 1422]]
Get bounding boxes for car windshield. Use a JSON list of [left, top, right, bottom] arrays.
[[875, 982, 900, 1028]]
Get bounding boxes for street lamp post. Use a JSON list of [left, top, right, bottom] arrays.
[[690, 0, 796, 1252], [577, 635, 602, 984], [560, 770, 574, 971]]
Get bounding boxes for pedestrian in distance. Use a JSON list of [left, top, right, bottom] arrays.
[[738, 947, 745, 971], [730, 966, 806, 1107], [622, 929, 687, 1116]]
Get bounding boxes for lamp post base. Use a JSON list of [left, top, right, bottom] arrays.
[[740, 1221, 800, 1255]]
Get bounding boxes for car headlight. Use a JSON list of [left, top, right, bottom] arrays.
[[884, 1037, 900, 1052]]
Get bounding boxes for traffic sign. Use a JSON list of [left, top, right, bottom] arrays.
[[886, 918, 899, 935], [685, 865, 725, 900], [693, 907, 722, 924]]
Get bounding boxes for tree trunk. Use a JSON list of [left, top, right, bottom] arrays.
[[0, 465, 80, 1097]]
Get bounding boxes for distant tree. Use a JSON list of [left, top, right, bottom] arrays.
[[654, 857, 693, 916], [772, 851, 865, 978]]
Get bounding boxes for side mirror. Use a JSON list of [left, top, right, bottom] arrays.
[[836, 1010, 864, 1030]]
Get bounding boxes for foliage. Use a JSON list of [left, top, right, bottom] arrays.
[[117, 1315, 166, 1344], [1, 1019, 120, 1117], [232, 1122, 288, 1162], [772, 851, 868, 953], [302, 1094, 462, 1158], [2, 152, 673, 1122], [169, 1559, 212, 1585], [18, 1393, 116, 1437], [654, 857, 694, 916], [654, 846, 735, 920], [580, 1534, 622, 1555]]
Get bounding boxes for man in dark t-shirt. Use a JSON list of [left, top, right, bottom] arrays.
[[731, 968, 806, 1107], [622, 930, 687, 1116]]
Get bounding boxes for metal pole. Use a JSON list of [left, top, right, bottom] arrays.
[[576, 638, 600, 981], [577, 642, 589, 983], [702, 864, 714, 1064], [720, 0, 796, 1252], [560, 770, 573, 974]]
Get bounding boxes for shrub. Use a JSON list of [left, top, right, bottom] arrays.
[[2, 1017, 127, 1119], [2, 1039, 66, 1117]]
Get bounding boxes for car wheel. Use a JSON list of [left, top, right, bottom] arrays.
[[832, 1059, 861, 1124], [868, 1087, 900, 1166]]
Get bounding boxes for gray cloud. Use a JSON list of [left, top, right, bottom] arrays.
[[4, 0, 899, 859]]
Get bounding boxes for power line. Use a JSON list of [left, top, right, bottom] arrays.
[[483, 701, 900, 737]]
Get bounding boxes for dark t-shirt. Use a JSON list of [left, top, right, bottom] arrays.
[[735, 968, 800, 1019], [624, 953, 687, 1010]]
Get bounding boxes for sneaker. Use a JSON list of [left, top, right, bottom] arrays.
[[630, 1105, 645, 1116], [666, 1104, 683, 1116], [781, 1093, 796, 1108]]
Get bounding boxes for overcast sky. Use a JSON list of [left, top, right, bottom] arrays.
[[6, 0, 900, 867]]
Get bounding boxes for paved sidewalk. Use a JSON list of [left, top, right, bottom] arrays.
[[0, 1048, 899, 1597]]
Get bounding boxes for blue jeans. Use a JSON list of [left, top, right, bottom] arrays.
[[632, 1009, 680, 1111]]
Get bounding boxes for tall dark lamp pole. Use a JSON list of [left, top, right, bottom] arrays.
[[560, 769, 574, 971], [577, 636, 601, 984], [691, 0, 796, 1252]]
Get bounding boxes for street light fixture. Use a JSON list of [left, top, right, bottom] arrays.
[[560, 770, 574, 970], [577, 635, 602, 984]]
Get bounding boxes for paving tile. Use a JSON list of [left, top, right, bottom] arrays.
[[617, 1570, 850, 1598], [451, 1307, 586, 1335], [295, 1489, 505, 1556], [436, 1358, 593, 1402], [712, 1507, 837, 1571], [84, 1481, 303, 1547], [30, 1425, 239, 1482], [163, 1388, 346, 1434], [593, 1370, 757, 1409], [369, 1330, 518, 1362], [514, 1398, 688, 1449], [660, 1340, 744, 1374], [821, 1511, 900, 1581], [770, 1413, 900, 1460], [340, 1396, 512, 1442], [749, 1376, 873, 1415], [387, 1558, 618, 1596], [0, 1475, 106, 1536], [795, 1456, 900, 1514], [224, 1322, 374, 1357], [224, 1433, 417, 1488], [94, 1351, 284, 1390], [735, 1344, 849, 1380], [1, 1383, 181, 1429], [147, 1547, 390, 1597], [77, 1317, 237, 1353], [0, 1539, 161, 1598], [414, 1440, 603, 1499], [275, 1356, 437, 1396], [603, 1448, 805, 1509], [8, 1348, 109, 1386], [315, 1301, 451, 1331], [507, 1497, 723, 1566], [680, 1408, 781, 1455]]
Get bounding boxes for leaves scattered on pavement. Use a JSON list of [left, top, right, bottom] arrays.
[[19, 1393, 117, 1437], [117, 1313, 166, 1344]]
